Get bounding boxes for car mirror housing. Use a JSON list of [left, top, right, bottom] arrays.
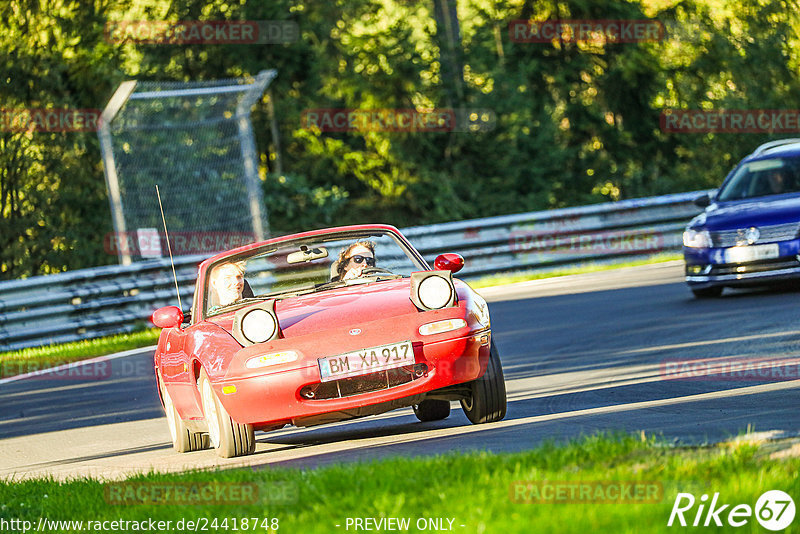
[[693, 194, 712, 208], [152, 306, 184, 329], [434, 253, 465, 273]]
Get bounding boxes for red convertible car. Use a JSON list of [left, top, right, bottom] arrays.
[[151, 224, 506, 457]]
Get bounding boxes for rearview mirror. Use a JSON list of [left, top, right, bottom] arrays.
[[287, 246, 328, 264], [152, 306, 184, 329]]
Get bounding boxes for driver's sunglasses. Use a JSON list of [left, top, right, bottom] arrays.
[[348, 254, 375, 267]]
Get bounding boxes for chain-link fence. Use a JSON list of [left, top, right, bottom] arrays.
[[98, 70, 276, 264]]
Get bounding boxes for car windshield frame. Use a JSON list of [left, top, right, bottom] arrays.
[[199, 227, 429, 320], [717, 155, 800, 202]]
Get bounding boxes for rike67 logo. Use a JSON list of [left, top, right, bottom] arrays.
[[668, 490, 795, 530]]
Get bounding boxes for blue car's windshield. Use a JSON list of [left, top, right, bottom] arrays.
[[717, 156, 800, 201]]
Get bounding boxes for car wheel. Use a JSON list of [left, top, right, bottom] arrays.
[[413, 399, 451, 422], [691, 286, 723, 298], [460, 341, 507, 424], [198, 369, 255, 458], [158, 371, 208, 453]]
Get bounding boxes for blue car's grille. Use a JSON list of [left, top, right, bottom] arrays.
[[710, 257, 800, 275], [710, 222, 800, 248]]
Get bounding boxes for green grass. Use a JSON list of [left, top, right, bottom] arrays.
[[0, 329, 160, 379], [469, 253, 682, 289], [1, 433, 797, 533]]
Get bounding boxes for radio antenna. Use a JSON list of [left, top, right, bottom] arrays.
[[156, 185, 182, 311]]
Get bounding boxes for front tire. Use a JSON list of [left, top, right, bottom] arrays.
[[460, 341, 507, 424], [158, 371, 208, 453], [691, 286, 723, 298], [198, 369, 255, 458], [413, 399, 451, 422]]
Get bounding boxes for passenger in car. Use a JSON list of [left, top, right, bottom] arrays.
[[208, 261, 246, 309]]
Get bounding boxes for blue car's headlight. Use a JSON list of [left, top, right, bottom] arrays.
[[683, 228, 712, 248]]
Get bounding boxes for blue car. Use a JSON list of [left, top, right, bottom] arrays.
[[684, 138, 800, 298]]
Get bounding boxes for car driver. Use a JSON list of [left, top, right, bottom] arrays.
[[766, 168, 789, 194], [335, 241, 376, 281]]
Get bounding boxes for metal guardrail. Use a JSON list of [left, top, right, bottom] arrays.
[[0, 190, 707, 351]]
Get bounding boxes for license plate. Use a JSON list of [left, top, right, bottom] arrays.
[[724, 243, 779, 263], [318, 341, 414, 382]]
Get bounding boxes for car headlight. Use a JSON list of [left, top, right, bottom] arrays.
[[410, 271, 458, 311], [241, 309, 277, 343], [245, 351, 298, 369], [683, 229, 712, 248], [232, 302, 281, 346], [418, 276, 453, 309]]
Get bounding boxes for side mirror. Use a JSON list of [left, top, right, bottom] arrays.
[[434, 253, 465, 274], [152, 306, 184, 329], [693, 194, 712, 208]]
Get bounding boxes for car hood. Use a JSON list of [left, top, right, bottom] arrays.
[[701, 195, 800, 230], [208, 278, 422, 337]]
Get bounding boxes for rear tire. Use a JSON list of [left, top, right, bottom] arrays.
[[198, 369, 255, 458], [158, 371, 208, 453], [691, 286, 723, 298], [460, 341, 507, 424], [413, 399, 451, 422]]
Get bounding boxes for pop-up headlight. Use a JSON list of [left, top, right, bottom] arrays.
[[410, 271, 458, 311], [232, 301, 280, 346]]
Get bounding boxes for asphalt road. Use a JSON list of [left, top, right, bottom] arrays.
[[2, 261, 799, 480]]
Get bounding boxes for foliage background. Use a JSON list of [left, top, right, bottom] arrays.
[[1, 0, 799, 280]]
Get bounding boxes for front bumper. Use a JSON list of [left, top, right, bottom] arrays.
[[211, 309, 491, 427], [684, 239, 800, 288]]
